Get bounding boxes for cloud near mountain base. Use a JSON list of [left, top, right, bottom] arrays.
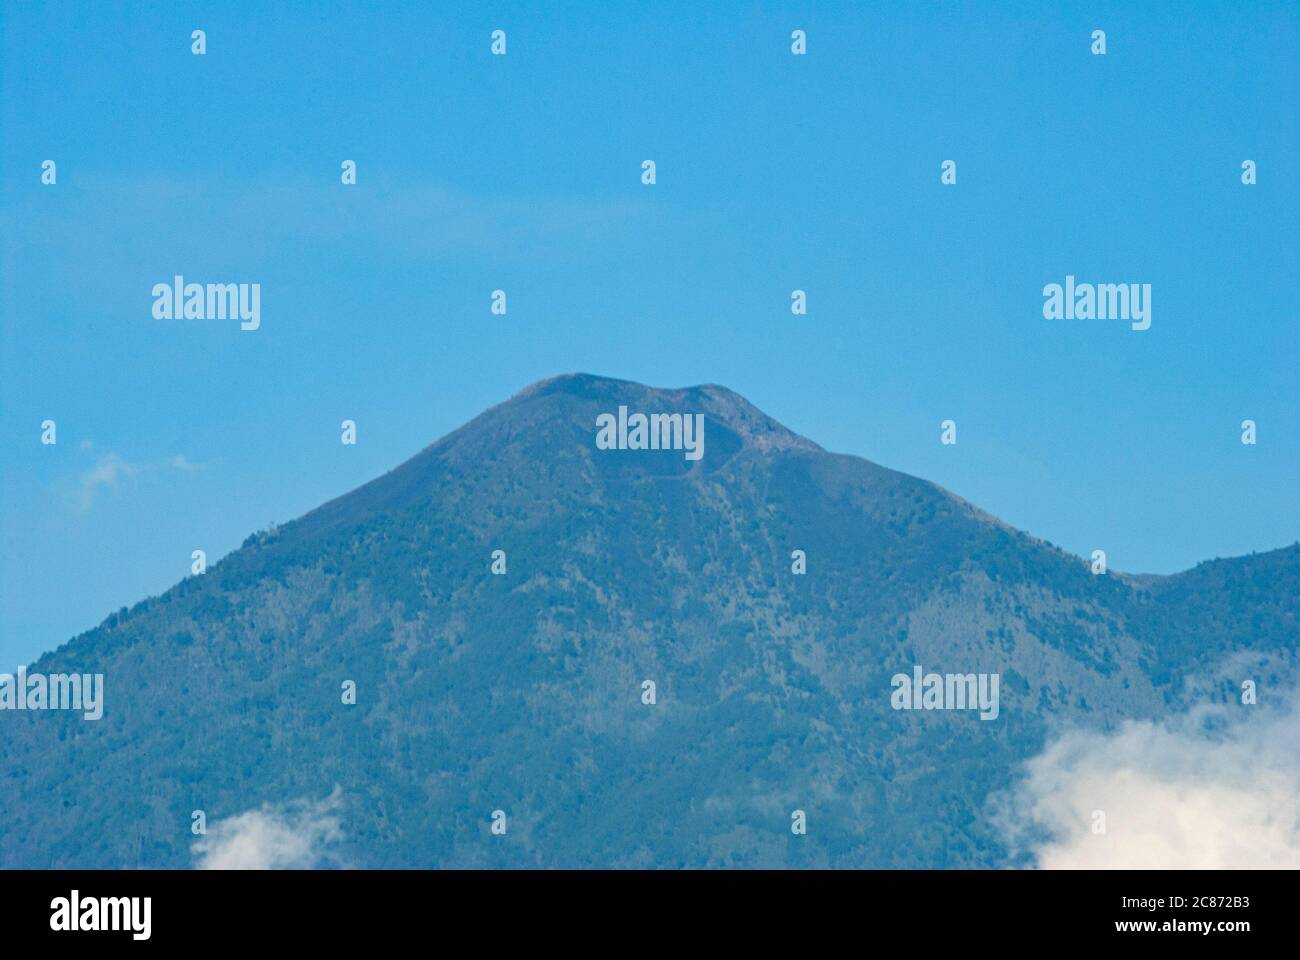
[[192, 788, 345, 869], [995, 690, 1300, 868]]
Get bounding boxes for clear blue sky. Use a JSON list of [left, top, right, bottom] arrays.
[[2, 1, 1297, 666]]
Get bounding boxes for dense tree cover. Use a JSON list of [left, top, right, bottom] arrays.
[[2, 375, 1295, 868]]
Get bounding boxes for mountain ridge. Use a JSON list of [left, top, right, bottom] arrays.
[[4, 373, 1295, 868]]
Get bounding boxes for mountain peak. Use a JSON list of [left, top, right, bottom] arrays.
[[6, 371, 1296, 871], [509, 372, 822, 455]]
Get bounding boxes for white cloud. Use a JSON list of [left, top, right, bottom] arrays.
[[995, 692, 1300, 868], [192, 789, 345, 870], [13, 174, 657, 281], [75, 450, 199, 510], [79, 452, 138, 509]]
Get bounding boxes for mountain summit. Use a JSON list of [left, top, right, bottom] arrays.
[[3, 374, 1296, 867]]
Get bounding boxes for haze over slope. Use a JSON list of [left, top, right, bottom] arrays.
[[2, 374, 1295, 868]]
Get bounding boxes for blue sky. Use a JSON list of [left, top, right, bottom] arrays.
[[2, 1, 1296, 666]]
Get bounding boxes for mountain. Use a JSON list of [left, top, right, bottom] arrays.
[[2, 373, 1296, 868]]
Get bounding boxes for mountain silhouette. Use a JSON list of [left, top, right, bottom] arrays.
[[2, 373, 1296, 868]]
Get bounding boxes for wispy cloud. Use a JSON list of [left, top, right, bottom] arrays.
[[192, 789, 345, 870], [76, 450, 200, 510], [993, 690, 1300, 868], [9, 174, 659, 280], [78, 453, 139, 510]]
